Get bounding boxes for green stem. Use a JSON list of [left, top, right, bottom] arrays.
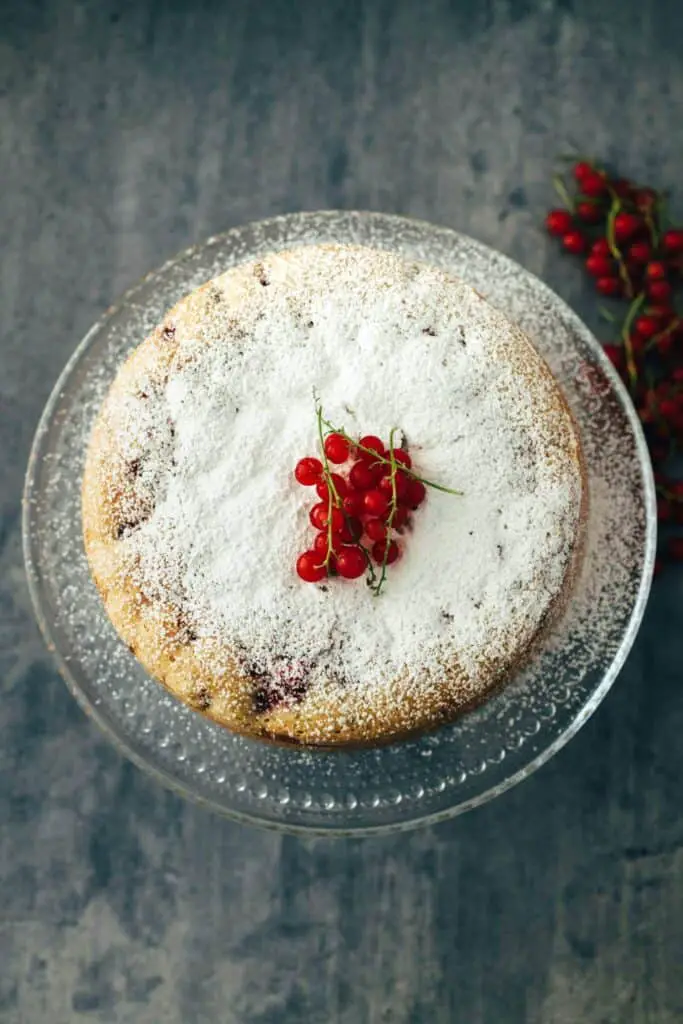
[[620, 292, 645, 393], [606, 194, 634, 299]]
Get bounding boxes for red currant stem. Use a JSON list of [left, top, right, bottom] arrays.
[[606, 195, 634, 298], [320, 416, 463, 496], [620, 292, 646, 392], [315, 399, 376, 582], [370, 427, 400, 597], [315, 402, 339, 569], [656, 484, 683, 503], [644, 206, 659, 249], [644, 316, 683, 353], [598, 305, 619, 323], [552, 173, 575, 212]]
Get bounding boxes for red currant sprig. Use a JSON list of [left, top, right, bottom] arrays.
[[545, 156, 683, 571], [293, 400, 462, 594]]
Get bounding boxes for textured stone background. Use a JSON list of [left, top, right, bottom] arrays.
[[2, 1, 683, 1021]]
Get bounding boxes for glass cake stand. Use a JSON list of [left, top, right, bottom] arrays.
[[23, 212, 656, 835]]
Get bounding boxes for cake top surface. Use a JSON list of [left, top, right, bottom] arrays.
[[85, 244, 583, 740]]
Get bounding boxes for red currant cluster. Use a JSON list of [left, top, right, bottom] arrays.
[[295, 430, 427, 590], [545, 159, 683, 569]]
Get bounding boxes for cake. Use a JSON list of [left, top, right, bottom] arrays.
[[82, 244, 585, 746]]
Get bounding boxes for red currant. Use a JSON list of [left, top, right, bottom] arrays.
[[591, 238, 611, 258], [294, 457, 323, 486], [363, 489, 390, 518], [296, 551, 327, 583], [579, 171, 607, 197], [646, 261, 667, 281], [372, 539, 400, 565], [627, 241, 651, 264], [364, 518, 387, 542], [393, 449, 412, 469], [585, 255, 613, 278], [310, 503, 345, 533], [545, 209, 573, 237], [573, 161, 594, 182], [359, 434, 385, 457], [316, 473, 347, 502], [647, 280, 672, 303], [337, 517, 363, 544], [613, 212, 642, 242], [611, 178, 633, 199], [407, 479, 427, 509], [662, 229, 683, 253], [634, 187, 657, 211], [324, 432, 351, 464], [349, 460, 379, 491], [603, 344, 623, 368], [342, 491, 364, 517], [378, 470, 410, 501], [596, 277, 621, 297], [576, 201, 603, 224], [562, 230, 587, 254], [335, 546, 367, 579], [634, 315, 660, 340], [391, 506, 410, 529], [313, 531, 335, 556]]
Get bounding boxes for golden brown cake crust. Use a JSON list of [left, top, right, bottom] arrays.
[[82, 244, 585, 746]]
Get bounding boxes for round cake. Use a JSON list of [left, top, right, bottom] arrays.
[[82, 244, 584, 746]]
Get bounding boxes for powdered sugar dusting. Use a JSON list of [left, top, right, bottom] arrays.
[[84, 245, 583, 742]]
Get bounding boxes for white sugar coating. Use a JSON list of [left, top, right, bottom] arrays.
[[83, 244, 584, 741]]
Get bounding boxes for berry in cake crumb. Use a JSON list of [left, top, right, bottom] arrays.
[[310, 502, 345, 533], [342, 492, 364, 517], [316, 473, 348, 502], [295, 457, 323, 486], [349, 460, 378, 490], [406, 479, 427, 508], [359, 435, 385, 457]]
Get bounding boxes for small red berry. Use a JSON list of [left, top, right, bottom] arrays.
[[591, 238, 611, 258], [406, 479, 427, 509], [342, 492, 364, 517], [296, 551, 327, 583], [668, 537, 683, 561], [596, 277, 621, 296], [316, 473, 348, 502], [365, 518, 388, 542], [673, 367, 683, 383], [611, 178, 633, 199], [659, 399, 679, 420], [545, 209, 574, 237], [585, 254, 613, 278], [313, 531, 334, 556], [627, 241, 651, 264], [372, 539, 400, 566], [378, 470, 410, 501], [647, 280, 672, 303], [634, 315, 660, 340], [576, 201, 603, 224], [613, 211, 642, 242], [391, 506, 411, 529], [393, 449, 412, 469], [657, 498, 672, 522], [573, 161, 594, 182], [579, 171, 607, 197], [310, 502, 345, 533], [562, 230, 587, 254], [603, 344, 623, 368], [662, 229, 683, 253], [647, 305, 675, 322], [358, 434, 385, 457], [657, 334, 673, 355], [645, 261, 667, 281], [335, 546, 367, 579], [294, 457, 323, 486], [634, 187, 657, 211], [349, 460, 378, 491], [324, 432, 351, 464], [337, 517, 363, 544], [363, 488, 390, 518]]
